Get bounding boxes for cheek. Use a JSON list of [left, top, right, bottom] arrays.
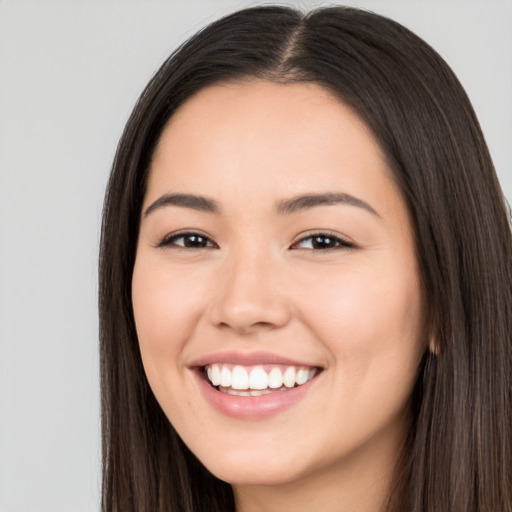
[[305, 262, 420, 328], [131, 258, 205, 371], [294, 261, 425, 447], [131, 257, 210, 431], [296, 256, 426, 386]]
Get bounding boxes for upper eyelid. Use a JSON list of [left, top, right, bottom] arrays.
[[156, 230, 217, 248], [292, 231, 354, 246], [156, 230, 354, 249]]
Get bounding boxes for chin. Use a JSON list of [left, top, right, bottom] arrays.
[[210, 464, 304, 488], [196, 447, 309, 487]]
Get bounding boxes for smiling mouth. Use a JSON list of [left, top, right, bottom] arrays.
[[203, 363, 319, 397]]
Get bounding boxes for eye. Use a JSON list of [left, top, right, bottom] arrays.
[[157, 231, 218, 249], [291, 232, 354, 251]]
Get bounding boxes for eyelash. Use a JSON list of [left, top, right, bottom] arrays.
[[156, 231, 217, 249], [291, 232, 355, 251], [156, 231, 354, 251]]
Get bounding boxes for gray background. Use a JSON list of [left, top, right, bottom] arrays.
[[0, 1, 510, 511]]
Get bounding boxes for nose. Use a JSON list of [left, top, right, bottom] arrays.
[[207, 248, 292, 335]]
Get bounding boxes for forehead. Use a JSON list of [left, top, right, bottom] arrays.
[[155, 79, 379, 158], [146, 79, 400, 218], [168, 79, 349, 126]]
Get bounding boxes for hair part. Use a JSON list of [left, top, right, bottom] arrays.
[[99, 5, 512, 511]]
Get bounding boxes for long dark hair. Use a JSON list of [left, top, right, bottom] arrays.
[[99, 5, 512, 511]]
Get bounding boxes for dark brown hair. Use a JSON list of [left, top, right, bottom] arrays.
[[99, 5, 512, 511]]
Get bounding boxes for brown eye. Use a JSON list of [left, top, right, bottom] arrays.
[[292, 233, 354, 250], [158, 232, 217, 249]]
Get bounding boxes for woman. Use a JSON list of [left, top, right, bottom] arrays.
[[99, 5, 512, 511]]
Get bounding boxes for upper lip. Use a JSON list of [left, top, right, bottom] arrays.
[[188, 351, 322, 369]]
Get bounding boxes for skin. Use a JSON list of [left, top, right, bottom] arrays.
[[132, 80, 428, 512]]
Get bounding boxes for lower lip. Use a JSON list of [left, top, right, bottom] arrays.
[[194, 370, 318, 420]]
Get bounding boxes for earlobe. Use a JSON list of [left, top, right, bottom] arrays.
[[428, 338, 440, 356]]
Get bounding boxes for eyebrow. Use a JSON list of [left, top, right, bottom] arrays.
[[276, 192, 379, 216], [143, 191, 379, 218], [144, 193, 220, 217]]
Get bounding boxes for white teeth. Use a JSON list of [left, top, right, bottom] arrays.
[[211, 364, 221, 386], [295, 368, 308, 385], [220, 366, 232, 387], [283, 367, 296, 388], [249, 366, 268, 390], [205, 363, 318, 392], [268, 367, 283, 389], [222, 388, 274, 397], [250, 388, 273, 396], [226, 388, 251, 396], [231, 365, 249, 390]]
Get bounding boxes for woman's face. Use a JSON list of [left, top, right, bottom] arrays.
[[132, 80, 427, 490]]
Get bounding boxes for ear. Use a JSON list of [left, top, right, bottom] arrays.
[[428, 337, 440, 356], [425, 309, 440, 356]]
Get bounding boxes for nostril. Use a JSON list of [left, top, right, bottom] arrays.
[[209, 302, 292, 334], [217, 320, 275, 331], [206, 273, 292, 332]]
